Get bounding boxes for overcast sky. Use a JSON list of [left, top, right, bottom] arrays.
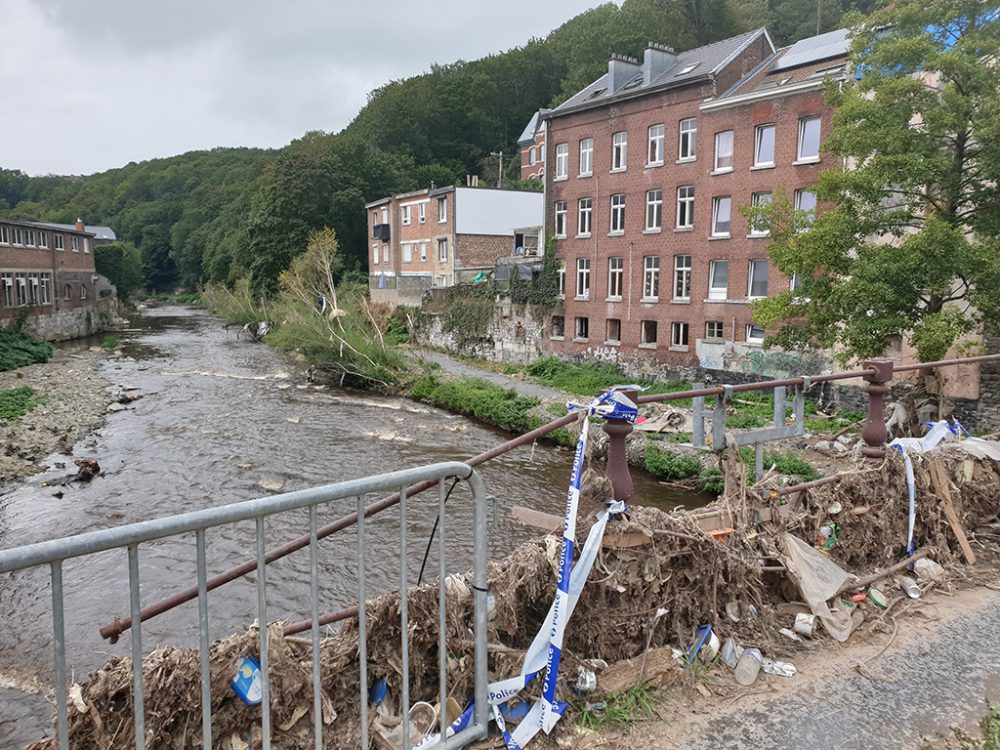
[[0, 0, 606, 177]]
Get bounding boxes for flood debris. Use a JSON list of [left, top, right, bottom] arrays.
[[70, 458, 101, 483]]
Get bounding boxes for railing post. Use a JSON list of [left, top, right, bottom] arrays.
[[861, 358, 894, 459], [603, 389, 637, 502]]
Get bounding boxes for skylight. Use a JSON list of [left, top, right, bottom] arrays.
[[675, 62, 700, 76]]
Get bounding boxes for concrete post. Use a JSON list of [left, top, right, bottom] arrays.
[[603, 389, 637, 502], [861, 358, 894, 459]]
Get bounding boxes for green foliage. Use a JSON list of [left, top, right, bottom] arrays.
[[94, 241, 144, 299], [525, 356, 626, 396], [753, 2, 1000, 363], [441, 297, 495, 344], [948, 703, 1000, 750], [739, 447, 820, 480], [644, 444, 702, 480], [0, 387, 45, 421], [0, 329, 53, 371], [700, 465, 725, 494], [408, 374, 540, 433], [509, 238, 562, 307], [804, 408, 865, 435], [101, 336, 119, 350], [575, 684, 657, 731]]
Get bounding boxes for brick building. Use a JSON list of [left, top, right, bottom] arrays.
[[518, 109, 549, 182], [368, 185, 543, 307], [1, 217, 111, 339], [537, 27, 850, 372]]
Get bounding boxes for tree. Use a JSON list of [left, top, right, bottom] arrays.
[[94, 241, 144, 299], [751, 1, 1000, 365]]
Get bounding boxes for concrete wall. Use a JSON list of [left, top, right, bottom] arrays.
[[8, 297, 120, 342], [417, 298, 549, 364]]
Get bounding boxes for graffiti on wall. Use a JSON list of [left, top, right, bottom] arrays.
[[696, 340, 828, 378]]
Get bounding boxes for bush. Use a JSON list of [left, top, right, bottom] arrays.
[[0, 329, 53, 371], [0, 387, 45, 420], [739, 447, 820, 481], [101, 336, 119, 350], [409, 374, 540, 433], [525, 356, 632, 396], [644, 445, 702, 481], [700, 465, 725, 494]]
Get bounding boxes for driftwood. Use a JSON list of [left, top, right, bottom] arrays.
[[928, 458, 977, 565]]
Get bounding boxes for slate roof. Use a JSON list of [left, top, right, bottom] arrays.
[[551, 28, 772, 116], [517, 109, 549, 146], [26, 221, 117, 240]]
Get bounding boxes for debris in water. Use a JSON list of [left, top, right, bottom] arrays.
[[72, 459, 101, 482]]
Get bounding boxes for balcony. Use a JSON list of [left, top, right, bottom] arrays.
[[372, 224, 391, 240]]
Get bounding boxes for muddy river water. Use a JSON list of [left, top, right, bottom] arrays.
[[0, 305, 703, 747]]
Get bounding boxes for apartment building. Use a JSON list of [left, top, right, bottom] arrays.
[[368, 185, 543, 307], [539, 28, 849, 371], [518, 109, 548, 182]]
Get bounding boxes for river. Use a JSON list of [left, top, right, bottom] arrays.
[[0, 305, 704, 748]]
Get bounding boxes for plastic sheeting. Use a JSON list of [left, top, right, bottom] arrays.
[[782, 533, 862, 642]]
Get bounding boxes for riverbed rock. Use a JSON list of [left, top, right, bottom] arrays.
[[814, 440, 832, 453]]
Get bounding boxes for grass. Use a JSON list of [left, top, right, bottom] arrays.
[[0, 329, 53, 371], [524, 356, 690, 400], [575, 685, 658, 731], [947, 703, 1000, 750], [803, 409, 866, 435], [644, 444, 702, 481], [409, 373, 541, 433], [0, 387, 46, 421], [739, 446, 821, 481], [101, 336, 119, 350]]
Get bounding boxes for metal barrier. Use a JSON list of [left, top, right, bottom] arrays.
[[0, 461, 490, 750]]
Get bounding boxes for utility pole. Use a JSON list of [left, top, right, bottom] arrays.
[[817, 0, 823, 35], [490, 151, 503, 188]]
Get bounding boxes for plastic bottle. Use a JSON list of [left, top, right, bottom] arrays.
[[734, 648, 763, 686]]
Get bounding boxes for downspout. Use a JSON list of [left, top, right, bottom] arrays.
[[50, 232, 59, 312]]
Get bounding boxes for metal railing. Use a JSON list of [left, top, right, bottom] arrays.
[[0, 461, 490, 750]]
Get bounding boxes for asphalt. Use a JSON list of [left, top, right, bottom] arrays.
[[685, 591, 1000, 749], [412, 348, 567, 401]]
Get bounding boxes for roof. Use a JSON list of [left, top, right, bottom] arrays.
[[550, 28, 772, 117], [25, 221, 116, 240], [773, 27, 849, 71], [517, 109, 549, 146]]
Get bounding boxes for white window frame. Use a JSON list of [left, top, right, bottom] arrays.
[[380, 206, 389, 224], [0, 226, 7, 244], [642, 256, 660, 301], [575, 257, 591, 300], [676, 186, 694, 229], [25, 229, 35, 247], [606, 318, 622, 344], [402, 243, 412, 263], [579, 138, 593, 176], [794, 188, 818, 223], [754, 123, 776, 167], [574, 316, 590, 341], [83, 238, 89, 254], [529, 146, 537, 166], [796, 116, 821, 162], [438, 238, 448, 261], [70, 235, 79, 252], [749, 192, 772, 236], [711, 196, 732, 237], [557, 265, 566, 299], [678, 117, 697, 161], [645, 189, 663, 231], [1, 272, 12, 307], [746, 323, 765, 344], [647, 124, 665, 166], [418, 203, 426, 224], [673, 254, 691, 301], [577, 198, 593, 236], [708, 260, 728, 300], [554, 201, 567, 238], [12, 227, 23, 246], [748, 259, 769, 300], [607, 256, 623, 300], [401, 205, 411, 225], [640, 320, 658, 347], [38, 231, 47, 248], [554, 143, 569, 180], [438, 197, 447, 223], [372, 244, 380, 265], [420, 242, 427, 262], [713, 130, 734, 172], [611, 131, 628, 171], [16, 273, 27, 306], [382, 244, 389, 263], [671, 321, 690, 348], [705, 320, 724, 340], [54, 233, 64, 250], [610, 194, 625, 234], [80, 282, 88, 300]]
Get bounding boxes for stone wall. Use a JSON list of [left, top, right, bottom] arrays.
[[10, 297, 120, 341], [416, 296, 549, 364]]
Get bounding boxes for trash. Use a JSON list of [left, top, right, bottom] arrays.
[[761, 657, 797, 677], [867, 586, 889, 609], [573, 668, 597, 695], [782, 534, 858, 642], [72, 458, 101, 483], [793, 613, 817, 638], [898, 576, 921, 600], [500, 698, 530, 722], [845, 593, 867, 604], [585, 701, 607, 711], [778, 628, 802, 642], [828, 502, 843, 515], [231, 655, 262, 706], [734, 648, 763, 686], [914, 558, 945, 582], [720, 638, 742, 668], [725, 600, 741, 622], [850, 505, 871, 516], [598, 646, 680, 694], [817, 522, 841, 551], [369, 676, 388, 705], [688, 624, 716, 664]]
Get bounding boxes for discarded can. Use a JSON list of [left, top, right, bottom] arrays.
[[734, 648, 763, 686], [573, 668, 597, 695], [793, 612, 817, 638], [867, 586, 889, 609], [778, 628, 802, 642], [818, 522, 841, 551], [585, 701, 608, 712], [231, 655, 262, 706], [898, 576, 921, 600], [761, 657, 797, 677]]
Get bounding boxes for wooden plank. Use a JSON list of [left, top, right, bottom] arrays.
[[510, 507, 651, 547], [597, 646, 679, 694], [928, 459, 977, 565]]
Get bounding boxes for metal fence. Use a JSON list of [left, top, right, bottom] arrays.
[[0, 460, 490, 750]]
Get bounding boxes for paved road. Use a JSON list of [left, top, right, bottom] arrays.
[[412, 348, 567, 401]]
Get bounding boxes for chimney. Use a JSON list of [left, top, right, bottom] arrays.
[[74, 218, 85, 232], [607, 53, 641, 93], [643, 43, 678, 85]]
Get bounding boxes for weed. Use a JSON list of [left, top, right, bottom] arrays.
[[700, 465, 725, 494], [948, 703, 1000, 750], [738, 446, 820, 480], [524, 356, 691, 399], [409, 374, 540, 433], [546, 402, 566, 416], [644, 445, 702, 480], [803, 409, 866, 435], [101, 336, 119, 350], [575, 685, 658, 730], [0, 387, 46, 421], [0, 329, 53, 372]]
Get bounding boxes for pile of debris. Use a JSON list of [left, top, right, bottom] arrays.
[[26, 439, 1000, 750]]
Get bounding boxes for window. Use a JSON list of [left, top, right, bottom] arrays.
[[83, 238, 89, 254], [708, 260, 728, 300], [63, 283, 71, 300], [438, 197, 447, 222], [647, 124, 665, 165], [791, 272, 803, 291], [1, 273, 12, 307], [576, 258, 591, 299], [612, 132, 627, 171], [577, 198, 593, 236], [39, 274, 51, 304], [797, 116, 821, 161], [749, 192, 772, 235], [0, 226, 7, 244], [551, 315, 565, 338], [529, 146, 537, 166], [372, 244, 379, 265], [748, 259, 769, 299], [610, 194, 625, 234], [25, 229, 35, 247], [16, 273, 26, 306], [554, 201, 567, 238], [643, 256, 660, 300], [418, 203, 426, 224], [746, 323, 765, 344], [795, 189, 817, 223], [438, 238, 448, 261], [420, 242, 427, 262], [706, 320, 724, 339], [54, 233, 64, 250], [12, 227, 23, 245], [558, 264, 566, 298], [714, 131, 734, 172], [678, 118, 697, 160], [28, 273, 39, 305], [711, 196, 732, 237], [645, 190, 663, 231], [574, 316, 590, 340], [401, 205, 411, 225], [579, 138, 593, 176], [402, 243, 412, 263], [372, 211, 378, 228], [80, 283, 88, 300], [640, 320, 658, 346], [607, 257, 623, 299], [555, 143, 569, 179], [38, 231, 46, 248], [382, 244, 389, 263], [381, 207, 389, 224], [755, 124, 776, 167], [676, 186, 694, 229], [70, 235, 79, 252], [606, 318, 621, 344], [671, 321, 689, 348], [673, 255, 691, 300]]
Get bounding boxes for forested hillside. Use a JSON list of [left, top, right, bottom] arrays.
[[0, 0, 875, 293]]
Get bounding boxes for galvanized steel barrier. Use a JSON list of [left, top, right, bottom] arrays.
[[0, 460, 490, 750]]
